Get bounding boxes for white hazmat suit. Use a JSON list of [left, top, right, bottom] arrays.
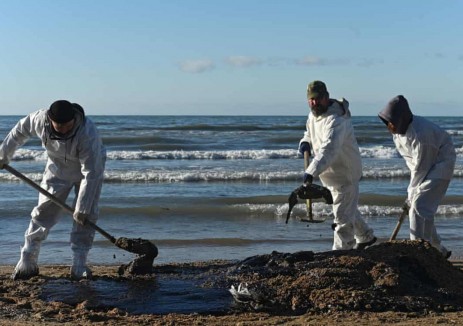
[[0, 105, 106, 279], [300, 98, 375, 250], [379, 95, 455, 257]]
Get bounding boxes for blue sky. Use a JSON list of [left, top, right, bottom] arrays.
[[0, 0, 462, 116]]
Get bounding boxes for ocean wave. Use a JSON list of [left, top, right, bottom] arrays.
[[102, 170, 300, 182], [359, 146, 399, 159], [0, 172, 44, 182], [0, 169, 316, 183], [3, 168, 463, 183], [108, 147, 402, 160], [8, 146, 463, 162], [105, 168, 463, 182], [248, 203, 463, 218], [8, 148, 300, 161], [107, 149, 297, 160], [362, 167, 410, 178], [448, 130, 463, 136], [8, 149, 48, 161]]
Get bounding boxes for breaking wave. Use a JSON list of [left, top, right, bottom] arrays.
[[10, 146, 462, 162]]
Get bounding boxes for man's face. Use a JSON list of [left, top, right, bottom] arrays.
[[51, 119, 75, 136], [308, 94, 329, 116]]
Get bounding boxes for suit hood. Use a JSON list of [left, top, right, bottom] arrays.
[[378, 95, 413, 134]]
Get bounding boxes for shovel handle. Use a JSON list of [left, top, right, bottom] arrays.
[[389, 204, 409, 241], [3, 164, 116, 244], [303, 151, 313, 219]]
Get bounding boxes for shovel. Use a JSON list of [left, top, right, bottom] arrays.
[[3, 164, 158, 275], [285, 182, 333, 224], [389, 201, 410, 241], [303, 151, 314, 221], [295, 150, 325, 224], [286, 183, 333, 224]]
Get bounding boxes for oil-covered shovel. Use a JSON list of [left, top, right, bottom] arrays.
[[3, 164, 158, 275], [286, 182, 333, 224]]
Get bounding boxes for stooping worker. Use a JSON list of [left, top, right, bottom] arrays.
[[378, 95, 455, 258], [299, 80, 376, 250], [0, 100, 106, 280]]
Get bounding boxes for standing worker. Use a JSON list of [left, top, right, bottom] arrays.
[[378, 95, 455, 258], [299, 80, 376, 250], [0, 100, 106, 279]]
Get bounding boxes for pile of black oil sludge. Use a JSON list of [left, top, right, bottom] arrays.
[[226, 240, 463, 314]]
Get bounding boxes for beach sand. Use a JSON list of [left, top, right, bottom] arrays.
[[1, 240, 463, 325]]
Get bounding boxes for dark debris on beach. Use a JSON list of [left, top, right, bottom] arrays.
[[226, 239, 463, 314], [1, 240, 463, 324]]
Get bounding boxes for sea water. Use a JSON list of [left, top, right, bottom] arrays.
[[0, 115, 462, 266]]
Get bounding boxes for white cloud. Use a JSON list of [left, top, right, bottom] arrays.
[[178, 59, 215, 73], [295, 56, 350, 66], [225, 56, 262, 67], [295, 55, 325, 65], [178, 55, 355, 72]]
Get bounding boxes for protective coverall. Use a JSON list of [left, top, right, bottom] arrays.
[[0, 106, 106, 279], [379, 97, 455, 256], [300, 98, 375, 250]]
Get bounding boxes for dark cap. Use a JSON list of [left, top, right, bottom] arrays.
[[307, 80, 328, 99], [47, 100, 76, 123]]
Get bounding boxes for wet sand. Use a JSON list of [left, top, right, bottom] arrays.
[[1, 240, 463, 325]]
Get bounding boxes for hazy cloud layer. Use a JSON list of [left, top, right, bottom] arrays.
[[225, 56, 263, 67], [178, 55, 382, 73], [295, 56, 350, 66], [178, 60, 215, 73]]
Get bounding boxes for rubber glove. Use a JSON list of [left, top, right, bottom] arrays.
[[303, 173, 313, 185], [298, 142, 311, 155]]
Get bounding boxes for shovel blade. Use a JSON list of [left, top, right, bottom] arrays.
[[115, 237, 158, 258]]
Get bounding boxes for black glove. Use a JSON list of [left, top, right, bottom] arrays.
[[303, 173, 313, 185], [298, 142, 311, 155]]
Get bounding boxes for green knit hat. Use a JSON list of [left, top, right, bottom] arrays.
[[307, 80, 328, 99]]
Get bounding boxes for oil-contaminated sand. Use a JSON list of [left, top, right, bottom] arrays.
[[1, 240, 463, 325]]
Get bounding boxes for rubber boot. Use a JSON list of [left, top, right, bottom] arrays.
[[70, 249, 92, 280], [11, 239, 41, 280], [354, 236, 377, 250], [436, 244, 452, 259], [332, 222, 356, 250]]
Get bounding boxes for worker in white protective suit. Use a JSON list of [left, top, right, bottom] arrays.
[[378, 95, 455, 258], [299, 81, 376, 250], [0, 100, 106, 280]]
